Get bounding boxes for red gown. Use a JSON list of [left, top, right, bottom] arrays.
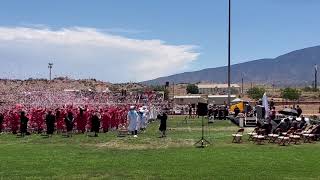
[[101, 110, 111, 132], [35, 109, 45, 133], [110, 108, 117, 129], [76, 111, 88, 133], [56, 110, 66, 132], [11, 111, 20, 134]]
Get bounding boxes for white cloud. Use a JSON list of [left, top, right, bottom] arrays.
[[0, 26, 199, 82]]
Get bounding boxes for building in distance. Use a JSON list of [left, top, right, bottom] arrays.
[[197, 83, 240, 95]]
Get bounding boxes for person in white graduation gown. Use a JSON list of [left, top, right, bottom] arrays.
[[127, 106, 139, 137]]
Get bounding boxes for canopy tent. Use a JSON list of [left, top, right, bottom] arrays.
[[231, 98, 243, 103], [278, 108, 298, 116]]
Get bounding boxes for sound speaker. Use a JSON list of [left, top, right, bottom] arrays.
[[197, 102, 208, 116], [256, 105, 265, 119]]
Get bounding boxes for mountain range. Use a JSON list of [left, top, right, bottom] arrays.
[[142, 46, 320, 86]]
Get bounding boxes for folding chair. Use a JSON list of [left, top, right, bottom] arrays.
[[302, 125, 314, 134], [253, 129, 266, 145], [289, 129, 302, 144], [278, 129, 293, 146], [247, 127, 259, 141], [117, 128, 128, 137], [232, 128, 244, 143], [268, 128, 280, 143], [302, 128, 317, 143]]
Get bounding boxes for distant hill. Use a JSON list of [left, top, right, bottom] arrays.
[[143, 46, 320, 86]]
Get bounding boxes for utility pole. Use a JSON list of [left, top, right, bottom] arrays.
[[227, 0, 231, 107], [48, 63, 53, 81]]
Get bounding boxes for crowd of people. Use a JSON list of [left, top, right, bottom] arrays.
[[0, 86, 166, 137]]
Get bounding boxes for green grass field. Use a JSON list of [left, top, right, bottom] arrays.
[[1, 116, 320, 180]]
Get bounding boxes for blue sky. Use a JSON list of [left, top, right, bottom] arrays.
[[0, 0, 319, 82]]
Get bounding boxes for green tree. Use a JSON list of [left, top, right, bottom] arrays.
[[247, 87, 265, 100], [230, 87, 239, 95], [280, 88, 301, 101], [163, 89, 169, 100], [151, 85, 166, 92], [186, 84, 199, 94], [303, 86, 312, 92]]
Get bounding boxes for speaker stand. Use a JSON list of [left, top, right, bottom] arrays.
[[195, 116, 211, 148]]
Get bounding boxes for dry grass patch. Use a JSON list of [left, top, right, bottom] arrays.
[[95, 138, 196, 150]]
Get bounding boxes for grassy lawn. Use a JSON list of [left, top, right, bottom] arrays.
[[1, 116, 320, 179]]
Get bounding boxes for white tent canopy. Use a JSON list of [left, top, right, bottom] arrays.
[[231, 98, 243, 103]]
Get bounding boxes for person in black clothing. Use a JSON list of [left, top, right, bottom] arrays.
[[91, 111, 101, 137], [208, 107, 214, 117], [270, 107, 276, 121], [213, 106, 218, 120], [20, 111, 29, 137], [277, 118, 290, 132], [218, 106, 223, 120], [223, 106, 229, 120], [188, 105, 193, 119], [291, 117, 298, 130], [0, 113, 4, 133], [270, 99, 275, 110], [157, 111, 167, 138], [299, 116, 306, 129], [296, 105, 302, 117], [64, 111, 74, 137], [261, 120, 272, 135], [45, 111, 55, 136], [234, 106, 240, 117]]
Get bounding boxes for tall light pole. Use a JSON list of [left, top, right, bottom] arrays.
[[172, 81, 175, 107], [241, 73, 244, 95], [315, 64, 318, 90], [227, 0, 231, 107], [48, 63, 53, 81]]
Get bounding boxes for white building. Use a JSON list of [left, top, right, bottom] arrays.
[[208, 95, 237, 105], [197, 83, 240, 95], [173, 95, 204, 105]]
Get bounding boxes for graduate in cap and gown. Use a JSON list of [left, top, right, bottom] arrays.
[[90, 110, 101, 137], [0, 113, 4, 133], [101, 109, 111, 133], [55, 109, 65, 133], [76, 107, 87, 133], [20, 111, 29, 137], [45, 110, 55, 136], [64, 111, 74, 137], [10, 110, 20, 134], [138, 108, 147, 131], [127, 106, 139, 137]]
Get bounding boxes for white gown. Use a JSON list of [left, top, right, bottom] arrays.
[[144, 110, 150, 123], [127, 110, 139, 132], [139, 112, 147, 129]]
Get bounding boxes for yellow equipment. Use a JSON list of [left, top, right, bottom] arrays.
[[230, 102, 244, 112]]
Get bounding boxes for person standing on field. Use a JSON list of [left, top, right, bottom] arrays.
[[127, 106, 139, 137], [157, 110, 167, 138]]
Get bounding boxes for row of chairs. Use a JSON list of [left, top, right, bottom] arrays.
[[232, 124, 320, 146]]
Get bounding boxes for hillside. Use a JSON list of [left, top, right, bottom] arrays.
[[143, 46, 320, 86]]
